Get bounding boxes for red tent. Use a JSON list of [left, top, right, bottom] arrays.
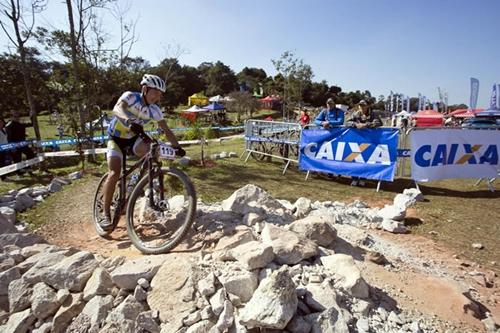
[[448, 108, 483, 117], [259, 96, 279, 109], [412, 110, 444, 127]]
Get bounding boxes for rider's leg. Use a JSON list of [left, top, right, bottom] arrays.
[[132, 138, 149, 157], [102, 140, 123, 219]]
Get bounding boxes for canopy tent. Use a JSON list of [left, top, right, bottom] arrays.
[[188, 93, 208, 106], [453, 111, 477, 118], [395, 110, 412, 118], [412, 110, 444, 127], [223, 96, 235, 102], [203, 102, 225, 111], [448, 108, 483, 117], [259, 95, 280, 110], [209, 95, 224, 103], [475, 109, 500, 117], [183, 105, 209, 113]]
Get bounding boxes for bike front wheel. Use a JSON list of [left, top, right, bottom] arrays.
[[126, 167, 196, 254]]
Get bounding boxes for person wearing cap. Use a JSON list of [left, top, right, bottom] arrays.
[[346, 100, 382, 186], [314, 97, 345, 129]]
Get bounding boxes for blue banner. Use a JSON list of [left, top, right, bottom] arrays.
[[470, 78, 480, 110], [299, 128, 399, 181]]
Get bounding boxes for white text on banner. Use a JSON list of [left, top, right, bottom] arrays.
[[410, 129, 500, 181]]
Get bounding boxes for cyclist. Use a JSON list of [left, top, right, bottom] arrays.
[[100, 74, 185, 230]]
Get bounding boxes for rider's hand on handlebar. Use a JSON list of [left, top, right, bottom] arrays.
[[129, 122, 144, 135], [174, 147, 186, 157]]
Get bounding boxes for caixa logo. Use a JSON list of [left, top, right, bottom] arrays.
[[302, 142, 391, 165], [414, 144, 499, 167]]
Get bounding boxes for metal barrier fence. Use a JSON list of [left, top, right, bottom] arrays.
[[243, 120, 302, 174]]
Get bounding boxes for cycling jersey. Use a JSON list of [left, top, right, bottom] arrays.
[[107, 91, 164, 139]]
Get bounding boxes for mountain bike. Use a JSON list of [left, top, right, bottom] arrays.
[[92, 130, 196, 254]]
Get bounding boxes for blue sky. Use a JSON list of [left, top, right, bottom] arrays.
[[1, 0, 499, 107]]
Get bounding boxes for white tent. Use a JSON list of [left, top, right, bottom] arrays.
[[395, 110, 412, 118], [209, 95, 224, 103], [183, 105, 209, 113]]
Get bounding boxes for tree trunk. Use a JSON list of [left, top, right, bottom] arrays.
[[65, 0, 86, 135]]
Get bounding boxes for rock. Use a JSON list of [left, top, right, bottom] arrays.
[[320, 254, 369, 299], [39, 251, 99, 292], [101, 255, 126, 273], [31, 186, 49, 197], [293, 197, 312, 218], [136, 310, 161, 333], [356, 317, 370, 332], [147, 254, 195, 329], [381, 219, 408, 234], [68, 171, 83, 180], [179, 156, 191, 166], [52, 177, 71, 186], [286, 315, 312, 333], [20, 243, 57, 258], [378, 205, 406, 221], [0, 233, 46, 250], [403, 188, 424, 202], [137, 278, 149, 289], [288, 216, 337, 247], [0, 253, 15, 272], [261, 224, 318, 265], [0, 267, 21, 296], [222, 184, 286, 214], [472, 243, 484, 250], [218, 265, 258, 303], [305, 307, 350, 333], [31, 282, 59, 320], [183, 310, 201, 326], [210, 288, 226, 316], [243, 212, 262, 226], [48, 181, 62, 193], [186, 319, 215, 333], [215, 226, 256, 252], [0, 207, 16, 224], [197, 272, 216, 297], [80, 295, 114, 330], [21, 251, 68, 283], [214, 300, 234, 332], [111, 255, 167, 290], [0, 215, 17, 234], [83, 267, 114, 301], [8, 277, 32, 313], [393, 193, 417, 210], [52, 293, 85, 333], [365, 251, 388, 265], [15, 194, 35, 211], [32, 322, 52, 333], [239, 270, 297, 329], [134, 285, 148, 302], [229, 240, 275, 270], [107, 294, 144, 324], [1, 308, 35, 333], [304, 280, 338, 312]]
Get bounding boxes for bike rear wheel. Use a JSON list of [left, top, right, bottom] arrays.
[[92, 173, 123, 237], [126, 167, 196, 254]]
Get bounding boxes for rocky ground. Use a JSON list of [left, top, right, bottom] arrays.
[[0, 179, 499, 332]]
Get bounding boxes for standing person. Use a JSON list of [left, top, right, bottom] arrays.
[[314, 98, 345, 129], [346, 100, 383, 186], [299, 108, 310, 127], [0, 118, 9, 181], [6, 111, 35, 175], [99, 74, 185, 230]]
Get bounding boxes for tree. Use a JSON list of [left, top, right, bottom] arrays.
[[271, 50, 314, 119], [226, 91, 260, 122], [236, 67, 267, 94], [0, 0, 47, 140], [198, 61, 237, 96]]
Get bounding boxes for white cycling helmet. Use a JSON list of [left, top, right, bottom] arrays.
[[140, 74, 166, 93]]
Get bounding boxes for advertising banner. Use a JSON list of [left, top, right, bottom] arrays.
[[411, 129, 500, 181], [299, 128, 399, 181]]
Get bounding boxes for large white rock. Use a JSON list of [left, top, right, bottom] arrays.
[[111, 255, 167, 290], [320, 254, 369, 299], [8, 278, 32, 313], [31, 282, 59, 319], [229, 240, 275, 270], [261, 224, 318, 265], [1, 308, 35, 333], [289, 215, 337, 247], [403, 188, 424, 202], [377, 204, 406, 221], [39, 251, 99, 292], [0, 267, 20, 296], [222, 184, 287, 214], [305, 307, 350, 333], [214, 226, 256, 252], [147, 254, 195, 329], [52, 293, 85, 333], [83, 267, 114, 301], [239, 270, 297, 329], [393, 193, 416, 210], [381, 219, 408, 234], [106, 294, 144, 325], [293, 197, 312, 218], [304, 280, 338, 312], [218, 264, 259, 303]]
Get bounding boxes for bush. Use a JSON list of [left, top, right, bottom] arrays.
[[183, 123, 203, 140]]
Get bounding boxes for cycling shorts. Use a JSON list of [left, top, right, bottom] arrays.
[[106, 135, 142, 160]]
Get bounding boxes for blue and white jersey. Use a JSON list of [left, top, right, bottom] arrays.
[[107, 91, 164, 139]]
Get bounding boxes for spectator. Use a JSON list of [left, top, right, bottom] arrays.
[[346, 100, 382, 186], [314, 98, 345, 129], [6, 111, 35, 174], [57, 124, 65, 139], [299, 109, 310, 127], [0, 118, 9, 181]]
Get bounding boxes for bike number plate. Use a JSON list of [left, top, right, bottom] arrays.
[[158, 144, 176, 160]]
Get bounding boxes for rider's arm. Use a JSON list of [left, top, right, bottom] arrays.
[[157, 120, 181, 148], [112, 100, 130, 121]]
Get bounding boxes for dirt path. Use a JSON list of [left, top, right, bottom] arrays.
[[33, 177, 499, 332]]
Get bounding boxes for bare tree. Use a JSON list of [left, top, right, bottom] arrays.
[[157, 41, 189, 83], [110, 0, 138, 67], [0, 0, 47, 141]]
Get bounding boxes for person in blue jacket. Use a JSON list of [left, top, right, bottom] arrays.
[[314, 98, 345, 129]]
